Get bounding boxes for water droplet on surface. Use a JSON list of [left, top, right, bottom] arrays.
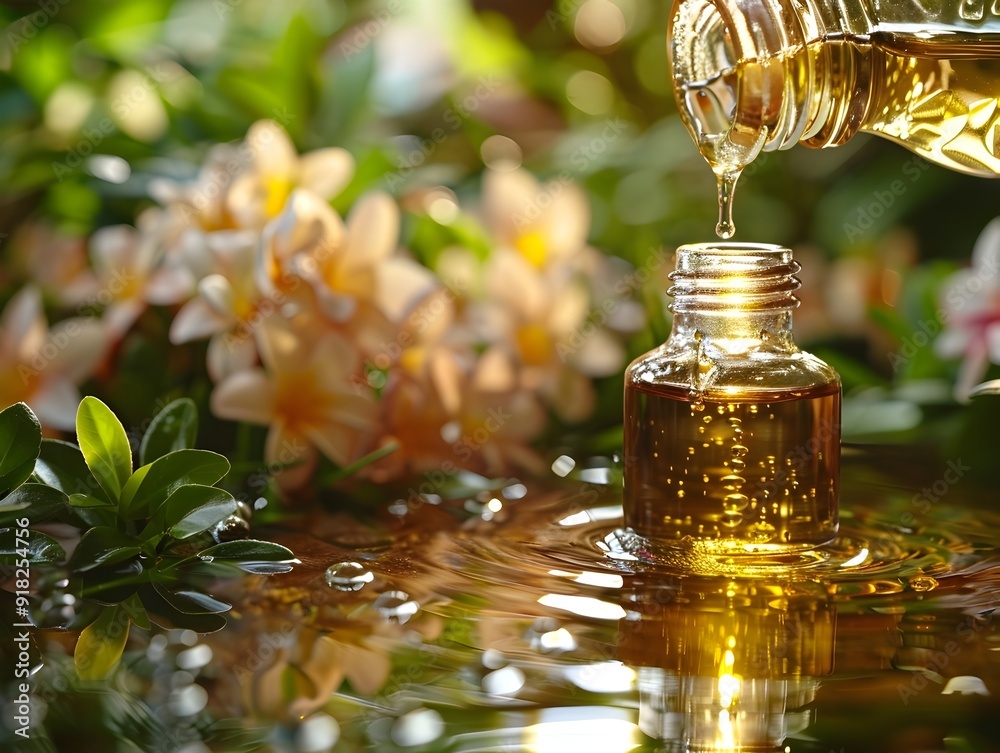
[[325, 562, 375, 592], [211, 514, 250, 543], [373, 591, 420, 623]]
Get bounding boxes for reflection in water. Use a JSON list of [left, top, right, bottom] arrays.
[[619, 577, 834, 751], [30, 452, 996, 752]]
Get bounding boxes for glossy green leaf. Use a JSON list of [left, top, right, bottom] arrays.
[[69, 526, 142, 573], [0, 529, 65, 565], [75, 605, 130, 680], [76, 397, 133, 503], [120, 593, 151, 630], [198, 539, 296, 563], [139, 398, 198, 466], [199, 540, 296, 573], [138, 585, 227, 633], [163, 485, 237, 540], [68, 493, 116, 509], [119, 450, 230, 521], [153, 584, 231, 614], [0, 402, 42, 498], [33, 439, 106, 500], [0, 483, 68, 526]]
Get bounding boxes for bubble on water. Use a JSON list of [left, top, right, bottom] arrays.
[[325, 562, 375, 592]]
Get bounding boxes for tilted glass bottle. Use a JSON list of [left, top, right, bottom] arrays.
[[623, 243, 840, 552], [668, 0, 1000, 236]]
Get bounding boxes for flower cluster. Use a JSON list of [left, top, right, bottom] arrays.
[[9, 121, 638, 486]]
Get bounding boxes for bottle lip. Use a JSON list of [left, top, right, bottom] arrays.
[[669, 242, 801, 311]]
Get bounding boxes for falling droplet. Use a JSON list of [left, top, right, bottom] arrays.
[[716, 170, 740, 239], [731, 444, 749, 458], [325, 561, 375, 592]]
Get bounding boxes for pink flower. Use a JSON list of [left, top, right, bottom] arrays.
[[935, 218, 1000, 401], [0, 288, 105, 430]]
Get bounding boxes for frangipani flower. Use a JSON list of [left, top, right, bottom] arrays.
[[87, 220, 193, 338], [935, 217, 1000, 400], [0, 287, 105, 431], [372, 349, 547, 481], [482, 167, 593, 273], [228, 120, 355, 229], [14, 224, 99, 308], [210, 318, 378, 487], [260, 189, 437, 353], [483, 250, 625, 422], [168, 232, 265, 382]]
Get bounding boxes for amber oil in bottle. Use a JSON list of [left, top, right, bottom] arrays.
[[623, 243, 840, 553]]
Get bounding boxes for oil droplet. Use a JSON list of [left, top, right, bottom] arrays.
[[910, 576, 939, 592], [715, 170, 740, 239], [325, 561, 375, 592], [730, 459, 746, 472], [721, 475, 746, 490], [731, 444, 749, 458], [721, 512, 743, 528]]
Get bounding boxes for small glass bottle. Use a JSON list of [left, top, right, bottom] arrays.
[[667, 0, 1000, 236], [623, 243, 840, 552]]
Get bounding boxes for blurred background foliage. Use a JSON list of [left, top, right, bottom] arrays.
[[1, 0, 999, 477]]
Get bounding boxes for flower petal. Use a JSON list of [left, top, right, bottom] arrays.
[[30, 379, 80, 431], [299, 147, 355, 200], [246, 120, 298, 180], [376, 258, 439, 323], [170, 298, 231, 344], [483, 168, 541, 243], [344, 192, 400, 263], [211, 369, 275, 425], [0, 287, 46, 362], [207, 331, 259, 384], [46, 317, 107, 384]]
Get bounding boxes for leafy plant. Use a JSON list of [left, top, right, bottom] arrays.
[[0, 398, 297, 679]]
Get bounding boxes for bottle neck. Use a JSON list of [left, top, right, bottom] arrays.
[[668, 0, 876, 165], [667, 243, 800, 353]]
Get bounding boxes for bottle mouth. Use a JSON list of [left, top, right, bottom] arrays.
[[668, 242, 801, 312], [668, 0, 816, 169]]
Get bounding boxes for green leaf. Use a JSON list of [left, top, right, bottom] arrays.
[[69, 493, 116, 509], [76, 397, 133, 503], [153, 584, 231, 614], [0, 483, 68, 526], [75, 605, 130, 680], [198, 539, 297, 573], [138, 585, 227, 633], [69, 526, 142, 573], [34, 439, 106, 500], [199, 539, 296, 563], [119, 450, 230, 521], [139, 398, 198, 466], [163, 485, 237, 540], [120, 593, 150, 630], [0, 402, 42, 497], [0, 529, 65, 565]]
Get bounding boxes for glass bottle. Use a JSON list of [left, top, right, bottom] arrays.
[[623, 243, 840, 552], [668, 0, 1000, 237]]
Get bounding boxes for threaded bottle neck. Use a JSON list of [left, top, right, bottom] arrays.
[[669, 243, 801, 314]]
